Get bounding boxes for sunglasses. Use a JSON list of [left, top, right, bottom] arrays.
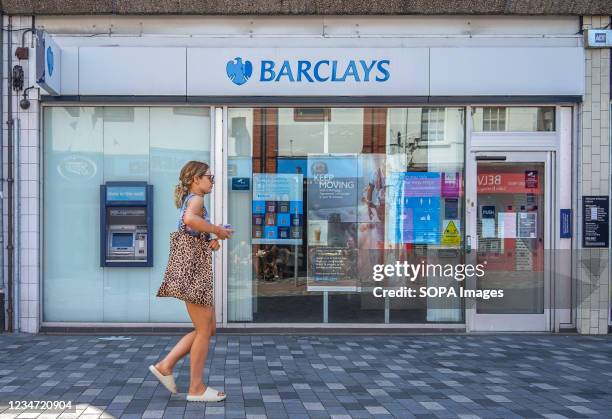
[[203, 174, 215, 183]]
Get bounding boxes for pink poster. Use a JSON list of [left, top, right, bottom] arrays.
[[441, 172, 461, 197]]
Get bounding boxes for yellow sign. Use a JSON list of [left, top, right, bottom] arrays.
[[441, 220, 461, 246]]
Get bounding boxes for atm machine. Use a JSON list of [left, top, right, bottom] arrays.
[[100, 181, 153, 267]]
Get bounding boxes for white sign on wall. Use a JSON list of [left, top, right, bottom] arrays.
[[187, 48, 430, 96], [36, 30, 61, 95], [56, 45, 585, 97], [585, 29, 612, 48]]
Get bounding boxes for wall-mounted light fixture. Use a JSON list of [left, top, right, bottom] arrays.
[[19, 86, 36, 110]]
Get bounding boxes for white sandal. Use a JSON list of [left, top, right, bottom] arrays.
[[186, 386, 226, 402], [148, 364, 177, 394]]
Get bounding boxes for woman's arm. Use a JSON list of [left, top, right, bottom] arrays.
[[183, 196, 232, 239]]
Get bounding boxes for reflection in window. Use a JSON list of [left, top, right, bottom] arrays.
[[421, 108, 445, 142], [293, 108, 331, 122], [227, 107, 466, 325], [473, 107, 555, 132], [277, 108, 364, 156], [483, 107, 506, 131]]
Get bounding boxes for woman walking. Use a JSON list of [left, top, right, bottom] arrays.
[[149, 161, 233, 402]]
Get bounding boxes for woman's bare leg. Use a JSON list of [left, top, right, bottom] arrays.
[[210, 306, 217, 337], [185, 302, 224, 397], [155, 306, 217, 375], [154, 330, 196, 375]]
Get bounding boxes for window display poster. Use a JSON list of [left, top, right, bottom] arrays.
[[357, 154, 387, 254], [252, 173, 303, 244], [517, 212, 537, 238], [481, 219, 496, 238], [480, 205, 497, 238], [444, 198, 459, 219], [307, 246, 358, 291], [307, 224, 359, 291], [392, 172, 441, 244], [525, 170, 538, 189], [307, 155, 359, 223], [441, 172, 461, 197], [358, 154, 387, 224], [498, 212, 517, 239], [306, 155, 370, 291], [308, 220, 328, 246], [441, 219, 461, 246], [350, 154, 388, 287], [514, 239, 534, 271], [403, 171, 441, 198]]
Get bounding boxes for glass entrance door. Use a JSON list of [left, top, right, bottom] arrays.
[[466, 151, 552, 331]]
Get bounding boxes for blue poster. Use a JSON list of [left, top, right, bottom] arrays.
[[252, 173, 303, 245], [560, 208, 572, 238], [393, 172, 441, 245], [445, 198, 459, 219], [231, 177, 250, 190], [253, 173, 302, 201]]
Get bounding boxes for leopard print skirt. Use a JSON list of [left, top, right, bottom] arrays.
[[156, 230, 214, 307]]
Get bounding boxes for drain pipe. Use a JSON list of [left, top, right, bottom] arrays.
[[6, 15, 15, 332], [0, 11, 4, 332]]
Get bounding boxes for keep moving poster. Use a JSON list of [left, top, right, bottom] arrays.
[[307, 154, 360, 291]]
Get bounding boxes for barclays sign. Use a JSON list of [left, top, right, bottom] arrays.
[[188, 47, 429, 96], [226, 57, 391, 86], [36, 30, 61, 95]]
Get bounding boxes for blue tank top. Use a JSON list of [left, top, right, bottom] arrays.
[[178, 193, 211, 240]]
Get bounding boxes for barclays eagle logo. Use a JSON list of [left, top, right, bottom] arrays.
[[226, 57, 252, 86], [46, 46, 54, 76]]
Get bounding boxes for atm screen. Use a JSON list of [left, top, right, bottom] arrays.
[[112, 233, 134, 248]]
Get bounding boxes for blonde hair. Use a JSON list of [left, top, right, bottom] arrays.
[[174, 160, 210, 208]]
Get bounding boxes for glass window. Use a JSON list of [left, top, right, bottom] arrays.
[[476, 162, 545, 314], [421, 108, 445, 142], [43, 106, 211, 323], [227, 107, 466, 324], [473, 107, 555, 132], [483, 107, 506, 131]]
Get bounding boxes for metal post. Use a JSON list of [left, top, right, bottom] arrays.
[[323, 290, 328, 323]]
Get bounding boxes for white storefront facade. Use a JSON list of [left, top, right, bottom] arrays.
[[1, 14, 610, 334]]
